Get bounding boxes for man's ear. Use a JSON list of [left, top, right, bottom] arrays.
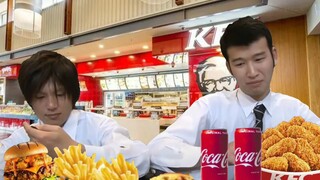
[[226, 61, 233, 75], [272, 47, 278, 67]]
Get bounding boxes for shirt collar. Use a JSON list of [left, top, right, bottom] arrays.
[[237, 89, 272, 118]]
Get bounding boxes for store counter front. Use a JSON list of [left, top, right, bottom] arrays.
[[112, 116, 176, 144]]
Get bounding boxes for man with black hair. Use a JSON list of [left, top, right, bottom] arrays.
[[0, 50, 150, 177], [148, 16, 319, 179]]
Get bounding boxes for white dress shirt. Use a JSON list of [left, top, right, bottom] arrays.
[[0, 110, 150, 177], [148, 89, 320, 180]]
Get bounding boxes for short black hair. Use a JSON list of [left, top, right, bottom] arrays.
[[18, 50, 80, 108], [220, 16, 273, 62]]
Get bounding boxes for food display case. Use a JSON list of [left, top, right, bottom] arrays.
[[0, 104, 37, 140]]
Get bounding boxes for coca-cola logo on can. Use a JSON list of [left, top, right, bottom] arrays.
[[201, 149, 228, 168], [235, 147, 261, 167]]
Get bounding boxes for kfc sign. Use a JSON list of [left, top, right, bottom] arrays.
[[185, 23, 229, 50]]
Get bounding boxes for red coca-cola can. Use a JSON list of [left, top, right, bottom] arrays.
[[201, 129, 228, 180], [234, 128, 262, 180]]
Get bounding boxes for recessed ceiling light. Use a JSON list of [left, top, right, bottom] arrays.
[[142, 59, 146, 62], [90, 54, 96, 58], [129, 55, 134, 59], [142, 45, 149, 49], [114, 50, 120, 54], [99, 44, 104, 48], [87, 62, 92, 65], [107, 59, 112, 62]]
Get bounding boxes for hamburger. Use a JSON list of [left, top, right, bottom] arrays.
[[151, 173, 194, 180], [3, 142, 54, 180]]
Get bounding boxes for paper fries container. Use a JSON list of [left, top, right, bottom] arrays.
[[262, 168, 320, 180]]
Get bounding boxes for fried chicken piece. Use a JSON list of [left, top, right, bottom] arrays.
[[302, 121, 320, 136], [289, 116, 305, 126], [262, 134, 282, 150], [310, 136, 320, 154], [294, 138, 318, 170], [286, 125, 315, 142], [262, 157, 288, 171], [262, 128, 284, 141], [282, 152, 311, 172], [266, 137, 296, 158], [313, 154, 320, 170], [275, 121, 290, 137], [262, 148, 267, 161]]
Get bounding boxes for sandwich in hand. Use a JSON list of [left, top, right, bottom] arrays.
[[3, 141, 54, 180]]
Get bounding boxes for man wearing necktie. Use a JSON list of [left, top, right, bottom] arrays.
[[254, 104, 266, 130], [148, 17, 320, 179]]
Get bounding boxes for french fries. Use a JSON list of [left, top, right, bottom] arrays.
[[53, 144, 139, 180], [92, 154, 138, 180]]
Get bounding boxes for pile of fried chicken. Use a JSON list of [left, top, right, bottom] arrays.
[[262, 116, 320, 172]]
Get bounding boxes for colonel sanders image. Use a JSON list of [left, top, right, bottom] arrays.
[[196, 56, 237, 95]]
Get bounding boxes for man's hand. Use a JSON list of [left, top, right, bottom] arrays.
[[228, 142, 235, 165], [23, 122, 79, 158]]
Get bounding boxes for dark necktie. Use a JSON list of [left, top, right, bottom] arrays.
[[253, 104, 266, 130]]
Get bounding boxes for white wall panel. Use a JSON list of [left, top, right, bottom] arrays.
[[72, 0, 203, 34], [0, 26, 5, 53]]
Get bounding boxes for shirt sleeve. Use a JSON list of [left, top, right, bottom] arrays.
[[148, 97, 211, 170], [82, 117, 150, 177], [294, 99, 320, 124]]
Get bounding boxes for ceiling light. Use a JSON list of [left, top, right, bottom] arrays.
[[142, 59, 146, 62], [114, 50, 120, 54], [87, 62, 92, 65], [129, 55, 135, 59], [107, 59, 112, 62], [14, 0, 42, 39], [99, 44, 104, 48], [90, 54, 96, 58], [142, 45, 149, 49]]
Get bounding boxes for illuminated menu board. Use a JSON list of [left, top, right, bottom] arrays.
[[139, 76, 149, 89], [165, 74, 175, 87], [173, 73, 184, 87], [106, 79, 120, 90], [156, 75, 166, 88], [164, 54, 175, 63], [182, 52, 189, 64], [147, 75, 157, 88], [118, 78, 127, 90], [173, 53, 184, 64], [183, 73, 189, 87], [100, 79, 108, 90], [126, 77, 141, 89]]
